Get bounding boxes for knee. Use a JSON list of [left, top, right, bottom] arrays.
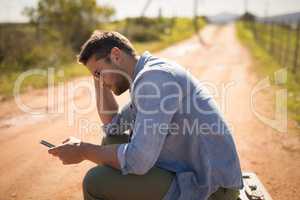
[[82, 167, 95, 194], [82, 166, 104, 197], [83, 165, 117, 199]]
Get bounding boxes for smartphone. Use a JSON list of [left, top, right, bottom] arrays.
[[40, 140, 56, 148]]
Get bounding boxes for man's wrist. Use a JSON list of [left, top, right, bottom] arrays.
[[79, 142, 89, 160]]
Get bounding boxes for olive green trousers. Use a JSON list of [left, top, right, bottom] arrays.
[[82, 135, 240, 200]]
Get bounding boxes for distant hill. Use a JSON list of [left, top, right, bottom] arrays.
[[206, 12, 241, 24], [259, 12, 300, 24]]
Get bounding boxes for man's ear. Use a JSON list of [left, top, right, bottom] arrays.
[[110, 47, 122, 64]]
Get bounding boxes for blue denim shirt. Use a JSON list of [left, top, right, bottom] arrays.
[[102, 52, 243, 200]]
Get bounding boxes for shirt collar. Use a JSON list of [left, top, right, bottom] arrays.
[[132, 51, 152, 82]]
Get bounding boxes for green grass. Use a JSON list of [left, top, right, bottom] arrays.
[[236, 21, 300, 123], [135, 18, 205, 53], [0, 63, 90, 100], [0, 17, 205, 100], [104, 17, 205, 53]]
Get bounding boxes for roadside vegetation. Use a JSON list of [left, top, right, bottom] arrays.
[[236, 21, 300, 124], [0, 0, 205, 100]]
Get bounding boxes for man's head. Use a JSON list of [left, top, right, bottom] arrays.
[[78, 31, 138, 95]]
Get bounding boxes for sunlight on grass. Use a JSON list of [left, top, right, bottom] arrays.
[[236, 22, 300, 124], [0, 18, 205, 100]]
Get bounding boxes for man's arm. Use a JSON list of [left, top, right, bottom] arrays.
[[117, 70, 181, 175], [95, 77, 135, 135], [49, 70, 180, 171], [48, 78, 130, 168], [94, 77, 118, 125], [48, 137, 121, 169], [81, 142, 121, 169]]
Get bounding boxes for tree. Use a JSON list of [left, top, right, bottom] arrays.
[[24, 0, 115, 50]]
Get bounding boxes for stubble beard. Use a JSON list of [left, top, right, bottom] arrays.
[[112, 76, 130, 96]]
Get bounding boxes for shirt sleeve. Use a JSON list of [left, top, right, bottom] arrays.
[[117, 69, 182, 175], [101, 102, 136, 136]]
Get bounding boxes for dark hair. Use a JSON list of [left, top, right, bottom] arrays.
[[77, 31, 137, 65]]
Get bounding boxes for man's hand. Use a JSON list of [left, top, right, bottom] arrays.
[[48, 136, 120, 169], [48, 137, 85, 165], [94, 77, 119, 125]]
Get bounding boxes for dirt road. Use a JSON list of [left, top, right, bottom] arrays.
[[0, 24, 299, 200]]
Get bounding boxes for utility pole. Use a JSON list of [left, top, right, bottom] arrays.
[[194, 0, 205, 16], [244, 0, 248, 13], [141, 0, 153, 17], [193, 0, 207, 46], [193, 0, 199, 33], [194, 0, 199, 17], [264, 0, 269, 21], [158, 7, 163, 19]]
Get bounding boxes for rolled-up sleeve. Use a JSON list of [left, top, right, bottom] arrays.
[[117, 69, 182, 175], [102, 102, 136, 136]]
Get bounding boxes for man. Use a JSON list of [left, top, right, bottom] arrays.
[[48, 31, 243, 200]]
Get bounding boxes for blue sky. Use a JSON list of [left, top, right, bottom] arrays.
[[1, 0, 300, 22]]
